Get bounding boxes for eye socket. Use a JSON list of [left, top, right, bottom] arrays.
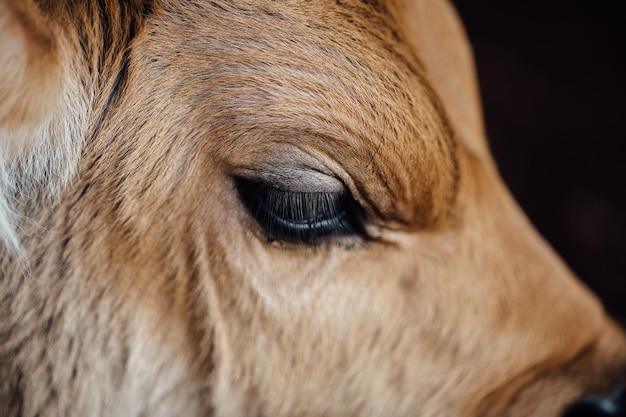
[[234, 176, 366, 244]]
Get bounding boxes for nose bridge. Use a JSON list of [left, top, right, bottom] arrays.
[[458, 156, 626, 410], [462, 157, 606, 335]]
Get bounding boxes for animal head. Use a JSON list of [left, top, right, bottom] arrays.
[[1, 1, 624, 416]]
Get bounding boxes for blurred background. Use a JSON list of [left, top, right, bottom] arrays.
[[452, 1, 626, 322]]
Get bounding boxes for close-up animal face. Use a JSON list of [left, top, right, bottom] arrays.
[[0, 1, 624, 416]]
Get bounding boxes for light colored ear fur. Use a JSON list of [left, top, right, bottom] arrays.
[[390, 0, 488, 158], [0, 0, 61, 131], [0, 0, 89, 253]]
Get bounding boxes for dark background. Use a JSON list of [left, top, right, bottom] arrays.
[[452, 1, 626, 322]]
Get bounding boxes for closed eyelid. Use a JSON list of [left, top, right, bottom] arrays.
[[234, 176, 366, 245]]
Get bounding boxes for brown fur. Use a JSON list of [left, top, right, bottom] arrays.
[[0, 1, 624, 416]]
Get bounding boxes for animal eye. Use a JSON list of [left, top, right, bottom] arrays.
[[234, 177, 365, 244]]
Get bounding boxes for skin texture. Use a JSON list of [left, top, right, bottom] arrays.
[[0, 1, 625, 416]]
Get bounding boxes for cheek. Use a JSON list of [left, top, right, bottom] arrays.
[[210, 238, 418, 357], [201, 220, 507, 415]]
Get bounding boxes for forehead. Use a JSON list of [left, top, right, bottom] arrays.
[[136, 0, 458, 225]]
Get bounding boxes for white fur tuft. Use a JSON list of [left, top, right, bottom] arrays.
[[0, 64, 90, 255]]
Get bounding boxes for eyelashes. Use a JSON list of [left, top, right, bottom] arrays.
[[234, 177, 366, 245]]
